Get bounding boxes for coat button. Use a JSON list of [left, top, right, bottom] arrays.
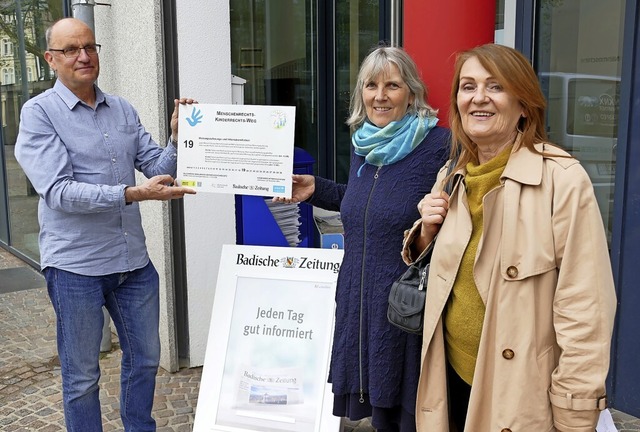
[[502, 349, 515, 360], [506, 266, 518, 278]]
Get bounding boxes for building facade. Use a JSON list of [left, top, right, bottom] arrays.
[[0, 0, 637, 416]]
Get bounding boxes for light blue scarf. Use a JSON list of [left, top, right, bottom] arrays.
[[352, 113, 438, 176]]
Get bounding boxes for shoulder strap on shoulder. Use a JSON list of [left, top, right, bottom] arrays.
[[443, 156, 460, 195]]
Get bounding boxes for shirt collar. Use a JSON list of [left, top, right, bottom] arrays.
[[53, 80, 108, 109]]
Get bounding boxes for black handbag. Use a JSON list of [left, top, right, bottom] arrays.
[[387, 158, 459, 335], [386, 242, 434, 334]]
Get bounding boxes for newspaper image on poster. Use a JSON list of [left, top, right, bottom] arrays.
[[193, 245, 343, 432], [234, 365, 304, 407], [176, 103, 295, 198]]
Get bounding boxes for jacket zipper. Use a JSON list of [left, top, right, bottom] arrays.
[[358, 165, 381, 403]]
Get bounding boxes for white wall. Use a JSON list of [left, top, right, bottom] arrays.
[[93, 0, 239, 369], [94, 1, 178, 371], [174, 1, 235, 367]]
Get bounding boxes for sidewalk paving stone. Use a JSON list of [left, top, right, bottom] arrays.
[[1, 247, 638, 431]]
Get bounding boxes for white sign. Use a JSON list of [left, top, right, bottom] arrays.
[[597, 409, 618, 432], [194, 245, 344, 432], [177, 104, 295, 197]]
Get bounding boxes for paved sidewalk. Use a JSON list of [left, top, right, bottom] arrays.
[[1, 247, 639, 431], [0, 250, 200, 431]]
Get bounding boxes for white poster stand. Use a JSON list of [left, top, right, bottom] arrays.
[[194, 244, 344, 432]]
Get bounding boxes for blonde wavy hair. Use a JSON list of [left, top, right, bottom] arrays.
[[347, 45, 438, 132]]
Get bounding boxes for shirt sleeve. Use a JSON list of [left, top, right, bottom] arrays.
[[15, 103, 128, 214], [128, 104, 177, 178]]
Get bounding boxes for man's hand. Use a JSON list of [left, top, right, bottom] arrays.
[[125, 175, 196, 203], [170, 97, 198, 144]]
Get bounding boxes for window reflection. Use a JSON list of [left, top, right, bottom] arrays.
[[229, 0, 382, 183], [230, 0, 318, 174], [536, 0, 625, 243], [0, 2, 63, 260], [334, 1, 380, 183]]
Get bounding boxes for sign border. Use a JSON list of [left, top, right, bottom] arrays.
[[193, 244, 344, 432]]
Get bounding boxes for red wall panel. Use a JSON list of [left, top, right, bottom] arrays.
[[404, 0, 496, 126]]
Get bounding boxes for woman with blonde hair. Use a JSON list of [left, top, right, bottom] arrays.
[[276, 45, 449, 431]]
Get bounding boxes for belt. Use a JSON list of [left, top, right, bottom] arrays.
[[548, 390, 607, 411]]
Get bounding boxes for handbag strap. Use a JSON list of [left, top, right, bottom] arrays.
[[443, 155, 460, 196], [414, 156, 460, 267]]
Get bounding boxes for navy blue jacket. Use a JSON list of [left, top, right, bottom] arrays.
[[309, 126, 450, 411]]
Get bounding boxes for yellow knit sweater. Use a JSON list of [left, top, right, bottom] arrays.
[[445, 145, 512, 385]]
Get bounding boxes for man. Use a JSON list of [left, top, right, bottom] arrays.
[[15, 18, 195, 431]]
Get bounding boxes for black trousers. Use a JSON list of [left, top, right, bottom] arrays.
[[447, 363, 471, 432]]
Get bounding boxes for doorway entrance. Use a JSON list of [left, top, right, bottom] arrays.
[[229, 1, 397, 183]]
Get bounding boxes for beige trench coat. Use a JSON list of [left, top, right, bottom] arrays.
[[402, 144, 617, 432]]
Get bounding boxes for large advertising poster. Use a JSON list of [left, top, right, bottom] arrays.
[[194, 245, 344, 432]]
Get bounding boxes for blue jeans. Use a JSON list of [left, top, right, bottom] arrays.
[[44, 261, 160, 432]]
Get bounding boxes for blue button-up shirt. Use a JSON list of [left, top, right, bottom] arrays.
[[15, 80, 178, 275]]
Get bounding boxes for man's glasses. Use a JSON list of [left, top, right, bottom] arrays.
[[48, 44, 101, 58]]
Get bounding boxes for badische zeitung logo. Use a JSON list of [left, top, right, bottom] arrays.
[[236, 253, 340, 273], [281, 257, 299, 268]]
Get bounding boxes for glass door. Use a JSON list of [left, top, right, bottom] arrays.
[[0, 1, 63, 261], [229, 0, 390, 183], [230, 0, 319, 171], [535, 0, 625, 244], [333, 2, 384, 183]]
